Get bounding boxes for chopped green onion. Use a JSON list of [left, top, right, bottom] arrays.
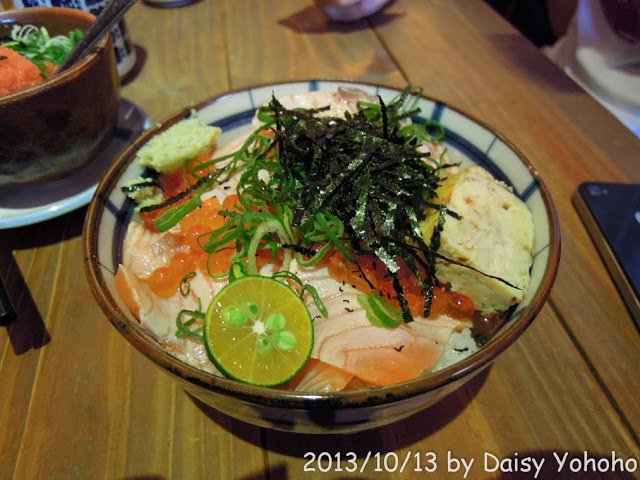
[[154, 192, 202, 232], [175, 301, 205, 340], [246, 219, 292, 275], [3, 25, 84, 78], [148, 87, 457, 322], [228, 262, 247, 283], [357, 293, 403, 328], [271, 271, 328, 317], [179, 272, 197, 297]]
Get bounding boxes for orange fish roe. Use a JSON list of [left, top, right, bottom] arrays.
[[139, 155, 222, 231], [147, 252, 200, 298], [0, 45, 55, 97], [324, 249, 474, 320], [143, 191, 286, 299], [145, 196, 237, 298]]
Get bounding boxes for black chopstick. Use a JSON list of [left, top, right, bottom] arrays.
[[0, 273, 16, 326], [55, 0, 140, 76]]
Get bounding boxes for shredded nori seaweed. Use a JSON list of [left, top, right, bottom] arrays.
[[121, 177, 161, 194], [265, 88, 455, 322], [140, 87, 489, 323]]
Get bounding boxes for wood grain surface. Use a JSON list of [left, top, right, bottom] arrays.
[[1, 1, 639, 479]]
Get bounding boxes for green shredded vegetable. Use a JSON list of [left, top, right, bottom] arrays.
[[154, 190, 202, 232], [179, 272, 197, 297], [175, 299, 205, 340], [3, 24, 84, 78], [155, 87, 460, 327], [357, 293, 403, 329], [272, 271, 328, 318]]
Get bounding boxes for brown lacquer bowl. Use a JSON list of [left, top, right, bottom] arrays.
[[0, 7, 120, 186], [84, 80, 561, 434]]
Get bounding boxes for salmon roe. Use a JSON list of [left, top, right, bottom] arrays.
[[139, 156, 220, 231], [145, 195, 239, 298], [324, 249, 474, 320]]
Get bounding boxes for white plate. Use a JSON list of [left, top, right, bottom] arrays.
[[0, 98, 150, 230]]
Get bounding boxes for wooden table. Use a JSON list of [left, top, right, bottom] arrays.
[[2, 1, 639, 478]]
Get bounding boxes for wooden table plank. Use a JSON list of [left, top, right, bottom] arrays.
[[0, 214, 80, 480], [223, 0, 405, 89], [8, 234, 125, 479], [122, 1, 231, 122], [371, 0, 640, 435], [178, 396, 267, 480]]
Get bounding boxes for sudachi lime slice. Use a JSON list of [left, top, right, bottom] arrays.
[[204, 276, 313, 387]]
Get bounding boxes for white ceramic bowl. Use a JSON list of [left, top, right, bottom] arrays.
[[84, 80, 560, 434]]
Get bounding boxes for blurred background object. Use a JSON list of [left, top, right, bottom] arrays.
[[142, 0, 197, 8], [488, 0, 640, 138], [486, 0, 562, 46], [0, 7, 120, 187], [0, 272, 16, 326], [314, 0, 392, 21], [7, 0, 136, 78]]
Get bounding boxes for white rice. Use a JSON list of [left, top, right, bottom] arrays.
[[433, 328, 478, 371]]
